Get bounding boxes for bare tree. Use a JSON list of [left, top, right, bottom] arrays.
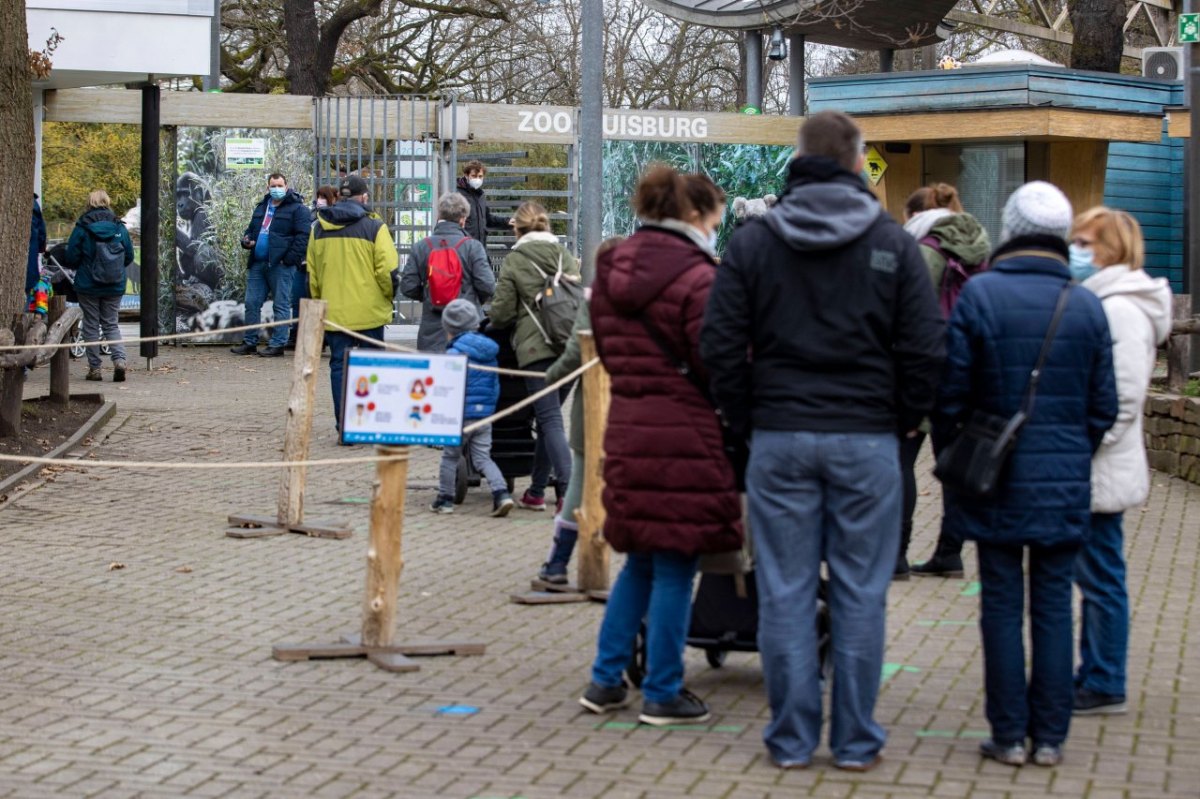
[[1069, 0, 1126, 72], [0, 0, 36, 437]]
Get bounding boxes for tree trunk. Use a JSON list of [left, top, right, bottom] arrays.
[[1069, 0, 1125, 73], [0, 0, 36, 438], [281, 0, 385, 96]]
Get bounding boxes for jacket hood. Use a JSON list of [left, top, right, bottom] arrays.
[[924, 213, 991, 266], [456, 176, 482, 196], [903, 208, 954, 242], [765, 156, 881, 251], [317, 200, 370, 231], [79, 208, 121, 240], [510, 238, 568, 273], [1084, 265, 1173, 344], [450, 331, 499, 362], [991, 233, 1069, 264], [603, 227, 713, 315]]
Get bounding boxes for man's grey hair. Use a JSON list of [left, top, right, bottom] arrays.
[[438, 192, 470, 222]]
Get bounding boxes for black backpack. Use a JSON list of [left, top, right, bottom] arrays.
[[521, 253, 584, 353], [85, 228, 126, 285]]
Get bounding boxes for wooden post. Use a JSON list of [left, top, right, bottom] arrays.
[[1168, 296, 1194, 393], [575, 332, 611, 593], [362, 445, 409, 648], [275, 298, 326, 528], [48, 296, 69, 407]]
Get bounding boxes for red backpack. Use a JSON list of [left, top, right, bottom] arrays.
[[425, 237, 466, 310], [920, 235, 988, 319]]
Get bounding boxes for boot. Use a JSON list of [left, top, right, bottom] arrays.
[[536, 517, 579, 585], [911, 535, 965, 578]]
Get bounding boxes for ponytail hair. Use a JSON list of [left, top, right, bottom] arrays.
[[904, 187, 932, 220], [925, 183, 963, 213], [511, 201, 551, 237], [633, 164, 693, 222]]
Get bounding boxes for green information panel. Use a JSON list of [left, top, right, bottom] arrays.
[[1181, 13, 1199, 44]]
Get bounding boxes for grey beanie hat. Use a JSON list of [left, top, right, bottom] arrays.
[[441, 298, 480, 338], [1000, 181, 1073, 245]]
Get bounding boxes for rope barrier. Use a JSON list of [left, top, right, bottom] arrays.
[[323, 321, 550, 378], [0, 318, 296, 352], [0, 358, 598, 470]]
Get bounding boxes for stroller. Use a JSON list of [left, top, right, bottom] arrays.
[[625, 568, 832, 687], [452, 321, 538, 503]]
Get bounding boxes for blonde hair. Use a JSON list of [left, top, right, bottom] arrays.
[[512, 201, 551, 237], [1072, 206, 1144, 270], [88, 190, 111, 209]]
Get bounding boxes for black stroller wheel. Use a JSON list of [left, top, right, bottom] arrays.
[[454, 458, 468, 505], [625, 625, 647, 689], [705, 648, 727, 669]]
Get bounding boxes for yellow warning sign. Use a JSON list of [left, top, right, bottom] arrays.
[[864, 145, 888, 186]]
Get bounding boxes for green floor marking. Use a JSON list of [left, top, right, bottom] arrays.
[[596, 721, 638, 731], [917, 620, 974, 627], [881, 663, 921, 682], [960, 581, 981, 597], [710, 724, 746, 734], [332, 497, 370, 504]]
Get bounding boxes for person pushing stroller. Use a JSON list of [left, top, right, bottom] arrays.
[[430, 299, 516, 517]]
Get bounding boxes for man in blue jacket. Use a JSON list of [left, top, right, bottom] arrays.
[[702, 111, 945, 773], [232, 173, 310, 357]]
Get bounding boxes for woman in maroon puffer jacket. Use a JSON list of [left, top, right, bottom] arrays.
[[578, 166, 744, 726]]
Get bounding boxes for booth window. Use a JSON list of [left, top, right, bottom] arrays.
[[923, 143, 1026, 246]]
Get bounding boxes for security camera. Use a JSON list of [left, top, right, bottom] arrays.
[[768, 27, 788, 61]]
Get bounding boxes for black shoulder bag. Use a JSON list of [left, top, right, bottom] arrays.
[[933, 282, 1073, 499], [637, 315, 749, 490]]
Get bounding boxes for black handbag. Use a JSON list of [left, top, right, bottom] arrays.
[[637, 315, 749, 489], [934, 283, 1073, 498]]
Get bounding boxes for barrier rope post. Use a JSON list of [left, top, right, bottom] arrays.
[[49, 296, 70, 408], [226, 301, 352, 540], [272, 446, 487, 673], [275, 298, 326, 528], [575, 331, 611, 598]]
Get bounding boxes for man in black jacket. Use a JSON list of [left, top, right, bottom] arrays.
[[232, 172, 310, 357], [455, 160, 510, 251], [701, 111, 945, 773]]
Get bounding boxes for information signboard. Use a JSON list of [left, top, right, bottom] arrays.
[[225, 137, 266, 169], [340, 351, 468, 447]]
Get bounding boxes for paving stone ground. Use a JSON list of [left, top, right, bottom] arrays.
[[1, 346, 1198, 799]]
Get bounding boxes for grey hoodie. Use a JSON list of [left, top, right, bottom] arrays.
[[766, 179, 881, 252]]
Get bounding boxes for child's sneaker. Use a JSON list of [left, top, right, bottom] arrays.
[[429, 496, 455, 514], [537, 561, 569, 585], [518, 490, 546, 511], [492, 491, 514, 517]]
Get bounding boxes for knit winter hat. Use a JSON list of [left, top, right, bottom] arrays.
[[1000, 181, 1073, 245], [441, 298, 480, 338]]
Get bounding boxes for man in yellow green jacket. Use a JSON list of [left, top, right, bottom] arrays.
[[307, 175, 398, 431]]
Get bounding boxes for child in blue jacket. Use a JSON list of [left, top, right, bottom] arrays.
[[431, 299, 515, 517]]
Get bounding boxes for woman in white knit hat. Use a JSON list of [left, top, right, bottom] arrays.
[[931, 181, 1119, 768]]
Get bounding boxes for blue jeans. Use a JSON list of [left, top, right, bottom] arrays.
[[325, 327, 384, 431], [747, 430, 900, 766], [523, 359, 572, 498], [288, 269, 310, 341], [977, 541, 1080, 747], [590, 552, 698, 704], [244, 259, 295, 348], [1075, 512, 1127, 697]]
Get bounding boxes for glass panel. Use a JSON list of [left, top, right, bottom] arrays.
[[923, 143, 1026, 247]]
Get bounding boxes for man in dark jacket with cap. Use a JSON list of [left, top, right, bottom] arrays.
[[701, 111, 945, 772], [232, 172, 310, 357]]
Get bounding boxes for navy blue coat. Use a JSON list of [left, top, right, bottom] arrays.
[[28, 196, 46, 292], [932, 237, 1118, 548], [449, 331, 500, 421], [242, 190, 310, 270], [65, 208, 135, 297]]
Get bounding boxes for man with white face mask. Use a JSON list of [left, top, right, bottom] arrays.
[[455, 160, 511, 251], [233, 172, 310, 357]]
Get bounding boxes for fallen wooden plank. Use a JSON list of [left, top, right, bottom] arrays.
[[511, 591, 590, 605], [272, 642, 368, 661]]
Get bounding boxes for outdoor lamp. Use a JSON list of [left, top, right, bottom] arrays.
[[767, 27, 788, 61]]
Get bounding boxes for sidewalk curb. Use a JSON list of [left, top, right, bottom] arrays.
[[0, 397, 116, 497]]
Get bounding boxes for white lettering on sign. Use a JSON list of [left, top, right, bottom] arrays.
[[517, 109, 710, 141]]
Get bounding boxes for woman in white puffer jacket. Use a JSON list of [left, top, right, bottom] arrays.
[[1068, 207, 1173, 717]]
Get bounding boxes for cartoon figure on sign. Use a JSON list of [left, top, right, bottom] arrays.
[[355, 403, 365, 425], [410, 405, 423, 427], [354, 376, 370, 398], [410, 380, 427, 400]]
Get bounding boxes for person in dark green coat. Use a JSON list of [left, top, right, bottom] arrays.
[[66, 189, 134, 382], [490, 202, 581, 513]]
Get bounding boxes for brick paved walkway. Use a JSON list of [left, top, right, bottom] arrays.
[[1, 347, 1197, 798]]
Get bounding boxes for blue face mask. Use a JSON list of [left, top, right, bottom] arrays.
[[1068, 244, 1097, 282], [269, 187, 287, 201]]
